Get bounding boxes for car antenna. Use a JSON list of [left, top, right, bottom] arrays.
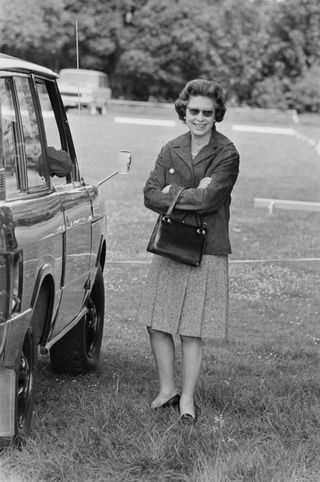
[[76, 19, 81, 116], [75, 18, 85, 184]]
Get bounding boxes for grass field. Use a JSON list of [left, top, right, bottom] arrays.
[[1, 107, 320, 482]]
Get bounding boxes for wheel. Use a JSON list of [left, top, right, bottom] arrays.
[[14, 328, 38, 443], [13, 288, 49, 444], [50, 266, 105, 374]]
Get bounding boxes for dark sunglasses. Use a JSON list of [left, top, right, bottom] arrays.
[[187, 107, 214, 118]]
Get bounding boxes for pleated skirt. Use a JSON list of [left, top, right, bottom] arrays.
[[138, 254, 229, 339]]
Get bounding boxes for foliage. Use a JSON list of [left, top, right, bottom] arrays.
[[252, 0, 320, 110], [57, 0, 123, 73], [250, 76, 293, 109], [0, 0, 70, 70], [113, 0, 218, 100], [0, 0, 320, 111], [290, 64, 320, 113]]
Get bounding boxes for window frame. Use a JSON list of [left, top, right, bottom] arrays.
[[32, 74, 80, 185], [13, 74, 49, 194], [1, 70, 81, 201], [3, 74, 30, 196], [0, 75, 23, 196]]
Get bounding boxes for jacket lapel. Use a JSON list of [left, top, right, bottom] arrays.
[[192, 127, 220, 166], [170, 132, 193, 170], [169, 127, 224, 169]]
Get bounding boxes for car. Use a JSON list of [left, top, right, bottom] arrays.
[[58, 68, 112, 115], [0, 53, 132, 445]]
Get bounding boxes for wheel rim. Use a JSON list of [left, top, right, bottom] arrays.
[[85, 298, 100, 358], [17, 334, 33, 430]]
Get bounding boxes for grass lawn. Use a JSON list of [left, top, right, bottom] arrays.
[[1, 107, 320, 482]]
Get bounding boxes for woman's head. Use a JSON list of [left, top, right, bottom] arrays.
[[174, 79, 226, 123]]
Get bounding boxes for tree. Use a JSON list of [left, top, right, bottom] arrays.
[[59, 0, 123, 73], [252, 0, 320, 109], [112, 0, 277, 103], [203, 0, 271, 105], [0, 0, 131, 73], [266, 0, 320, 77], [290, 64, 320, 113], [112, 0, 228, 100], [1, 0, 320, 110], [0, 0, 70, 71]]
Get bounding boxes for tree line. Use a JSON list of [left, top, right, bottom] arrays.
[[0, 0, 319, 112]]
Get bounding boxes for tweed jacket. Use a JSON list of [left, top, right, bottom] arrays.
[[144, 126, 240, 255]]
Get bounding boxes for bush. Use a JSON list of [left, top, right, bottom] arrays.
[[249, 77, 293, 110], [290, 64, 320, 113]]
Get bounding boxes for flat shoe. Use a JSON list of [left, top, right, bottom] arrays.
[[153, 393, 180, 409], [180, 413, 197, 425]]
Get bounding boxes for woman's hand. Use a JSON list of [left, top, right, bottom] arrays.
[[198, 177, 212, 189], [162, 185, 171, 193]]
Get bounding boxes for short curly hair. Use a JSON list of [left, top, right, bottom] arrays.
[[174, 79, 226, 123]]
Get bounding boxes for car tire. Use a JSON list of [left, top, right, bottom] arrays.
[[12, 284, 50, 445], [50, 266, 105, 375], [13, 327, 38, 445]]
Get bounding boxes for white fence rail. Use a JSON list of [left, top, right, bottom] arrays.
[[254, 197, 320, 215]]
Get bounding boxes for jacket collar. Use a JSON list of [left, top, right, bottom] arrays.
[[170, 126, 222, 169]]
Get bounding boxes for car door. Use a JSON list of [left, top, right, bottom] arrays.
[[34, 78, 93, 338], [0, 74, 65, 326]]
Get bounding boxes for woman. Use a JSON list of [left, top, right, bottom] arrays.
[[139, 79, 239, 424]]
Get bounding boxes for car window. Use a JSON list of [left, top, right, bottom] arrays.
[[35, 80, 71, 186], [0, 77, 22, 199], [36, 81, 61, 148], [15, 77, 46, 192]]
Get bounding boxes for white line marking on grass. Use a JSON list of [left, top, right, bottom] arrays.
[[232, 124, 296, 135], [114, 116, 176, 127], [106, 258, 320, 265], [230, 258, 320, 263], [295, 131, 320, 154], [113, 117, 320, 155], [232, 124, 320, 156]]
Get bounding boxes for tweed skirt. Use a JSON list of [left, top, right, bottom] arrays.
[[138, 254, 229, 339]]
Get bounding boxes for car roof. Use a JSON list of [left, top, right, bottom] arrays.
[[59, 68, 107, 76], [0, 53, 58, 78]]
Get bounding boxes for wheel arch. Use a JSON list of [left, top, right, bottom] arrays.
[[49, 265, 104, 374], [30, 267, 55, 346], [30, 264, 54, 309], [97, 237, 106, 272]]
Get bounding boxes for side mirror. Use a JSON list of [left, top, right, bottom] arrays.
[[97, 150, 133, 187], [117, 150, 132, 174]]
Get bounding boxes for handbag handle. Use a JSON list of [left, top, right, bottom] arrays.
[[166, 187, 186, 216], [165, 187, 205, 229]]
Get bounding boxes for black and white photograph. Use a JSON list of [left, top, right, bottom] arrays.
[[0, 0, 319, 481]]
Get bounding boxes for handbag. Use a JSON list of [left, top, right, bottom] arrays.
[[146, 187, 207, 266]]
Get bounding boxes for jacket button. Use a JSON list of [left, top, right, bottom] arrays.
[[169, 168, 175, 174]]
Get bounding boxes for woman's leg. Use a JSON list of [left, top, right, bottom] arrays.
[[180, 335, 202, 418], [147, 327, 179, 408]]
